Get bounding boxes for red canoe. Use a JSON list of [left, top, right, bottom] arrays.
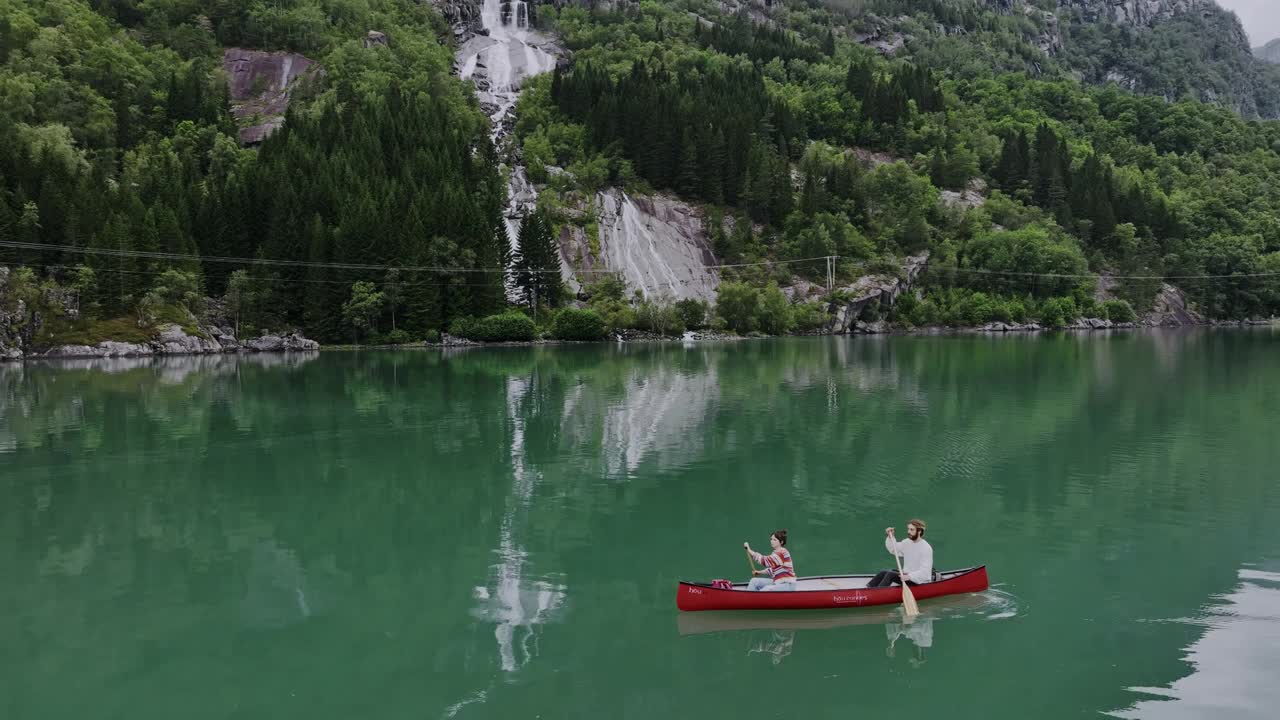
[[676, 566, 989, 611]]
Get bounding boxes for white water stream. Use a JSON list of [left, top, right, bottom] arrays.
[[457, 0, 557, 261], [455, 0, 720, 302]]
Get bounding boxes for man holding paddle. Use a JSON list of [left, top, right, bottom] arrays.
[[868, 519, 932, 590]]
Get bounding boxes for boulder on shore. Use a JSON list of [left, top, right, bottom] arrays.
[[245, 333, 321, 352]]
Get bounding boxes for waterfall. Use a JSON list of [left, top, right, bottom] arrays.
[[504, 0, 530, 29], [455, 0, 720, 303], [457, 0, 557, 289]]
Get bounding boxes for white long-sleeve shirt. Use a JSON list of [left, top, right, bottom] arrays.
[[886, 535, 933, 583]]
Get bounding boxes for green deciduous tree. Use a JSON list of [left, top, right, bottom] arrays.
[[342, 280, 385, 343]]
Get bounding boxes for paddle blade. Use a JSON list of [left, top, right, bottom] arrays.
[[901, 585, 920, 617]]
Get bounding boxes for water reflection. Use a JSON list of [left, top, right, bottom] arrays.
[[748, 631, 795, 664], [1111, 566, 1280, 719], [599, 360, 719, 479], [21, 351, 319, 376], [0, 352, 321, 456], [2, 332, 1278, 719], [470, 376, 566, 673], [678, 591, 1014, 666], [241, 540, 314, 630], [885, 616, 932, 666]]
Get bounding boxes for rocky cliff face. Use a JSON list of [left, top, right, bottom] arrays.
[[557, 190, 721, 303], [430, 0, 485, 41], [222, 48, 324, 145], [0, 268, 28, 360], [1257, 39, 1280, 65], [984, 0, 1220, 32], [822, 253, 930, 334], [983, 0, 1277, 118], [1056, 0, 1215, 26]]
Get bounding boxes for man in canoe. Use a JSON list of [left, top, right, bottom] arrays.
[[868, 519, 932, 588], [744, 529, 796, 591]]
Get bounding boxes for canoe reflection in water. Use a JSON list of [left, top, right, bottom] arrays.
[[679, 592, 1002, 666]]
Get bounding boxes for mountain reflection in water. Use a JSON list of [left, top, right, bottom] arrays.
[[1111, 567, 1280, 720]]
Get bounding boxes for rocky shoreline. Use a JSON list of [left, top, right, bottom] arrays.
[[315, 317, 1280, 352], [12, 317, 1274, 361], [23, 325, 320, 361]]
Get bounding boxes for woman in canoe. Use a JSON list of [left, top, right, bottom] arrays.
[[744, 530, 796, 591]]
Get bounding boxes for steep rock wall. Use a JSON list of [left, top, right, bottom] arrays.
[[222, 48, 323, 145], [558, 190, 720, 303]]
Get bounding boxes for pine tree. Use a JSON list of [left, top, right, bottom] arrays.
[[0, 187, 15, 266], [16, 201, 41, 266], [768, 148, 793, 225], [1070, 154, 1116, 248], [742, 140, 773, 224], [512, 209, 563, 316], [676, 127, 700, 199], [303, 214, 339, 341], [0, 16, 12, 65], [845, 60, 873, 99], [995, 130, 1030, 192], [91, 213, 132, 313], [37, 175, 70, 264], [1032, 124, 1070, 223], [799, 171, 824, 217]]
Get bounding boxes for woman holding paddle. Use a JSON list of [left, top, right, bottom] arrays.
[[743, 529, 796, 591]]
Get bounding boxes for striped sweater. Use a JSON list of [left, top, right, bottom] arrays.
[[753, 547, 795, 581]]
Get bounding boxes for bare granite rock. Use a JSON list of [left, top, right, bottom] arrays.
[[34, 323, 316, 359], [222, 48, 323, 146], [782, 278, 825, 303], [429, 0, 485, 41], [824, 253, 929, 334], [212, 327, 241, 351], [439, 332, 479, 346], [940, 178, 988, 211], [41, 342, 155, 359], [154, 323, 224, 355], [0, 268, 23, 360], [557, 188, 721, 303], [245, 333, 320, 352], [1141, 283, 1203, 327]]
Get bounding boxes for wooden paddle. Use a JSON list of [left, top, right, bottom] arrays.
[[745, 543, 759, 577], [892, 537, 920, 617]]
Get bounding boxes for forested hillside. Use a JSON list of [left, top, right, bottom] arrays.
[[521, 0, 1280, 328], [0, 0, 507, 345]]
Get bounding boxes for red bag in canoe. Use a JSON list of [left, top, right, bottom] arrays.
[[711, 579, 733, 590]]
